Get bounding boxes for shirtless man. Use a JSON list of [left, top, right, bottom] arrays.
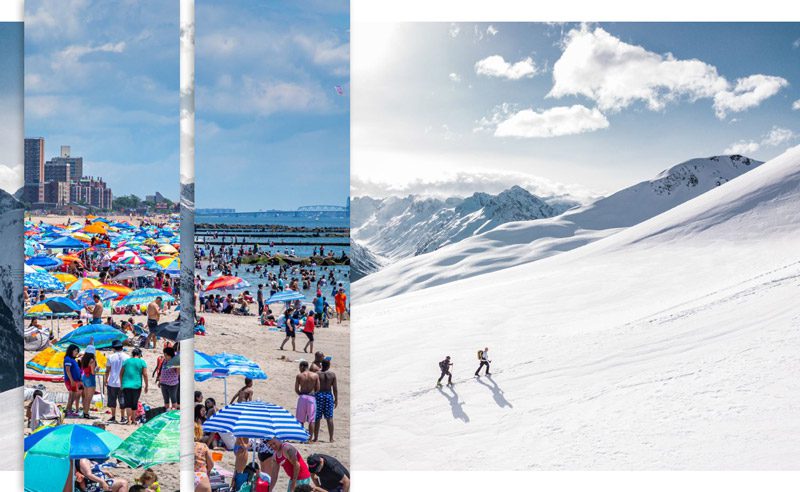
[[310, 352, 325, 373], [230, 377, 254, 404], [313, 359, 338, 443], [295, 361, 320, 436], [146, 297, 163, 349], [89, 295, 103, 324]]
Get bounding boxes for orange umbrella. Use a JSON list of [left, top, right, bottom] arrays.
[[102, 283, 133, 300], [57, 253, 83, 264], [83, 223, 107, 234], [66, 277, 103, 291]]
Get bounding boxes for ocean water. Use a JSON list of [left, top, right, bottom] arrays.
[[197, 214, 348, 229]]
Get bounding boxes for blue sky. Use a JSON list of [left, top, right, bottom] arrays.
[[24, 0, 178, 200], [195, 0, 350, 211], [0, 22, 23, 193], [352, 22, 800, 201]]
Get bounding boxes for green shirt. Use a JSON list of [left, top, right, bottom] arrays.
[[121, 357, 147, 389]]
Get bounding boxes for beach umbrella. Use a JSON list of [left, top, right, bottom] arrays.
[[213, 353, 267, 380], [156, 257, 180, 269], [157, 244, 178, 254], [82, 223, 107, 234], [43, 236, 87, 249], [116, 288, 175, 307], [25, 424, 122, 492], [265, 290, 305, 304], [26, 256, 62, 270], [206, 275, 250, 292], [25, 272, 64, 291], [66, 277, 103, 292], [151, 320, 181, 341], [45, 296, 82, 312], [111, 410, 180, 469], [71, 232, 91, 242], [112, 269, 156, 280], [118, 255, 147, 266], [53, 273, 78, 285], [75, 288, 118, 307], [56, 324, 126, 349], [24, 263, 45, 274], [25, 303, 54, 317], [165, 350, 228, 381], [202, 401, 309, 441], [56, 253, 83, 264], [24, 454, 70, 492], [26, 345, 107, 375], [101, 283, 133, 299]]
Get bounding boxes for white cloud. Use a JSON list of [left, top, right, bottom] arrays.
[[448, 23, 460, 38], [474, 55, 538, 80], [200, 77, 332, 116], [549, 26, 786, 119], [479, 104, 609, 138], [723, 126, 796, 155], [487, 25, 498, 36], [0, 165, 23, 194], [712, 75, 788, 118], [448, 73, 461, 83], [793, 38, 800, 49], [793, 99, 800, 110], [293, 34, 349, 75]]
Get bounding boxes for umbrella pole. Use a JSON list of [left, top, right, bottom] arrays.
[[224, 378, 228, 404]]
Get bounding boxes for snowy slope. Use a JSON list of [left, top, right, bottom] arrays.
[[355, 155, 763, 303], [352, 186, 559, 259], [352, 147, 800, 470], [350, 240, 383, 282]]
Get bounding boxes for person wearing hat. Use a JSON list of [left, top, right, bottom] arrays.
[[306, 454, 350, 492], [437, 356, 454, 387], [106, 339, 129, 423]]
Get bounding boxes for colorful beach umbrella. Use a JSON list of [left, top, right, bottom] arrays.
[[101, 283, 133, 299], [212, 353, 267, 380], [44, 297, 82, 312], [265, 290, 305, 304], [53, 273, 78, 285], [24, 424, 122, 458], [56, 324, 126, 349], [25, 272, 64, 291], [205, 275, 250, 292], [202, 401, 309, 441], [26, 346, 107, 375], [75, 288, 118, 307], [116, 288, 175, 307], [66, 277, 103, 291], [111, 410, 180, 469]]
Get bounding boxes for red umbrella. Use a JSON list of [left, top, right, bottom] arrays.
[[205, 276, 250, 292]]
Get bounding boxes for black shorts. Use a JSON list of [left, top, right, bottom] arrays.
[[285, 327, 295, 337], [303, 331, 314, 342], [147, 319, 158, 331], [122, 388, 141, 410], [161, 383, 179, 406], [107, 386, 123, 408]]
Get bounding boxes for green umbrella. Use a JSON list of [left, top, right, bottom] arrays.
[[111, 410, 180, 469]]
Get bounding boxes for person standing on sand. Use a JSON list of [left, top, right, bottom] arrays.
[[257, 284, 264, 316], [437, 356, 454, 387], [146, 297, 163, 349], [280, 307, 297, 351], [313, 359, 338, 443], [230, 377, 254, 404], [88, 294, 103, 324], [302, 311, 316, 354], [106, 339, 128, 423], [334, 288, 346, 324], [475, 347, 491, 377], [295, 361, 320, 437]]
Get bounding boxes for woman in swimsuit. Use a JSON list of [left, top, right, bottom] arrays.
[[194, 432, 214, 492]]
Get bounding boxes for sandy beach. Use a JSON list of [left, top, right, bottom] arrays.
[[195, 308, 350, 491]]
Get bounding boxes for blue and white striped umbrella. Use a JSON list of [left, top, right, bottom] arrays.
[[202, 401, 309, 441], [265, 290, 305, 304], [116, 288, 175, 307]]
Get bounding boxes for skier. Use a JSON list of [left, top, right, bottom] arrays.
[[437, 356, 454, 387], [475, 347, 491, 377]]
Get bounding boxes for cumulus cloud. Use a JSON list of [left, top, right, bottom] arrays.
[[477, 104, 609, 138], [712, 75, 788, 118], [793, 99, 800, 110], [448, 23, 460, 38], [474, 55, 538, 80], [549, 26, 787, 119], [449, 73, 461, 83], [723, 126, 796, 155], [293, 34, 349, 76], [0, 165, 23, 194], [487, 25, 498, 36]]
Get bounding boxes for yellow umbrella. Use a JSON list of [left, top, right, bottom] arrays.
[[71, 232, 91, 242], [158, 244, 178, 254], [83, 223, 107, 234], [53, 273, 78, 285], [26, 346, 107, 375], [143, 238, 158, 246], [25, 303, 53, 316]]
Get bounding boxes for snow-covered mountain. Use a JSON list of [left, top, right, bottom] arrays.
[[352, 146, 800, 470], [354, 155, 763, 303], [350, 240, 383, 282], [352, 185, 561, 260], [0, 188, 24, 392]]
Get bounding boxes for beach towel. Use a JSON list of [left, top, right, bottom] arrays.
[[29, 395, 61, 430]]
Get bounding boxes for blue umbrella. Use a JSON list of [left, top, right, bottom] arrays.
[[116, 288, 175, 307], [75, 288, 117, 307], [56, 324, 126, 349], [45, 296, 82, 312], [24, 272, 64, 291], [213, 353, 267, 380], [25, 256, 63, 270], [43, 236, 87, 249], [203, 401, 309, 441], [265, 290, 305, 304]]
